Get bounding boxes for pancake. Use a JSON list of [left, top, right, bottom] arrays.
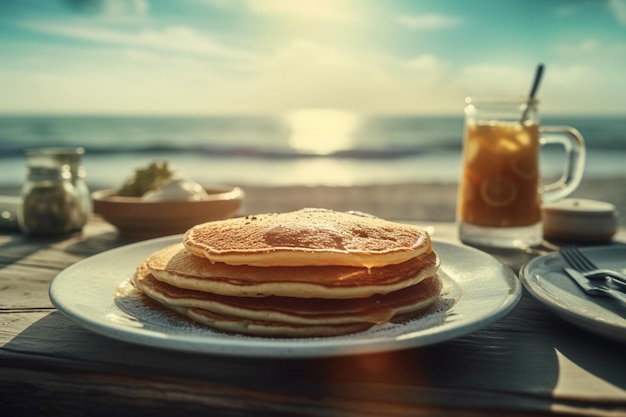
[[147, 243, 440, 299], [183, 208, 432, 267], [132, 262, 442, 337], [183, 308, 374, 338]]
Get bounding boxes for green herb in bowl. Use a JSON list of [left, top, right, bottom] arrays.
[[116, 161, 174, 197]]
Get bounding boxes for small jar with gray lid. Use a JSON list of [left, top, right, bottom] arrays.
[[18, 148, 91, 236]]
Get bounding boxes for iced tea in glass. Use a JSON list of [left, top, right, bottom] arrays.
[[457, 97, 585, 248]]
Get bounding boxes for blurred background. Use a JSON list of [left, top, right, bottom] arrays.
[[1, 0, 625, 188]]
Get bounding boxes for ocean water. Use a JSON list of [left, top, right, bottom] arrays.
[[0, 113, 624, 188]]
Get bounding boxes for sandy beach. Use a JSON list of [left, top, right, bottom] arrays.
[[2, 176, 623, 228], [236, 177, 625, 226]]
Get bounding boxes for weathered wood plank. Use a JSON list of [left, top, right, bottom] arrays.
[[1, 364, 574, 417], [2, 346, 621, 417], [0, 219, 137, 309]]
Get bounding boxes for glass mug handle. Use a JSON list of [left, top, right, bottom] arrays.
[[539, 126, 586, 203]]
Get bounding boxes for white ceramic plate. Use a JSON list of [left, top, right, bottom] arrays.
[[49, 236, 521, 358], [520, 245, 626, 343]]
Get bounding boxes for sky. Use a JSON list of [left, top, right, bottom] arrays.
[[1, 0, 625, 116]]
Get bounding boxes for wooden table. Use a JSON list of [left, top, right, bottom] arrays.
[[2, 215, 626, 417]]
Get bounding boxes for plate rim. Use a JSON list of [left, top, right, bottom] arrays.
[[49, 236, 521, 358], [519, 246, 626, 343]]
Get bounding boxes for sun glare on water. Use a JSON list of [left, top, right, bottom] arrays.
[[286, 109, 361, 155]]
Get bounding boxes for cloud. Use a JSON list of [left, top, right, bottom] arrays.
[[455, 64, 535, 97], [269, 39, 360, 70], [544, 65, 591, 85], [406, 54, 448, 73], [579, 39, 600, 52], [396, 13, 460, 30], [554, 37, 626, 57], [554, 5, 580, 17], [62, 0, 149, 16], [103, 0, 148, 16], [247, 0, 357, 21], [136, 26, 252, 59], [555, 39, 600, 53], [201, 0, 238, 9], [19, 22, 258, 61], [609, 0, 626, 24]]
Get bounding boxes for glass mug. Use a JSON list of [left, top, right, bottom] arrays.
[[457, 97, 585, 248]]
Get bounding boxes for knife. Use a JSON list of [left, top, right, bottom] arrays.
[[564, 268, 626, 308]]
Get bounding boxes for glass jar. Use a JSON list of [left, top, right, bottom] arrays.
[[17, 148, 91, 236]]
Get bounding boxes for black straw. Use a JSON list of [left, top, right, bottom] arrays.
[[520, 63, 545, 122]]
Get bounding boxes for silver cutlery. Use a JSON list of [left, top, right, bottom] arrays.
[[564, 268, 626, 307], [559, 245, 626, 288]]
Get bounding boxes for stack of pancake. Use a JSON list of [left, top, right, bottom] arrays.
[[131, 208, 441, 338]]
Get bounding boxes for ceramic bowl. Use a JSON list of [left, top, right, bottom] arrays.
[[92, 185, 244, 238]]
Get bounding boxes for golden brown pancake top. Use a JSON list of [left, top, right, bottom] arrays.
[[183, 208, 431, 267]]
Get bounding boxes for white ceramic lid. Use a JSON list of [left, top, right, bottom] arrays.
[[542, 198, 619, 242]]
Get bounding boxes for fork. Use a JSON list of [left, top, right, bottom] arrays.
[[564, 268, 626, 307], [559, 245, 626, 287]]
